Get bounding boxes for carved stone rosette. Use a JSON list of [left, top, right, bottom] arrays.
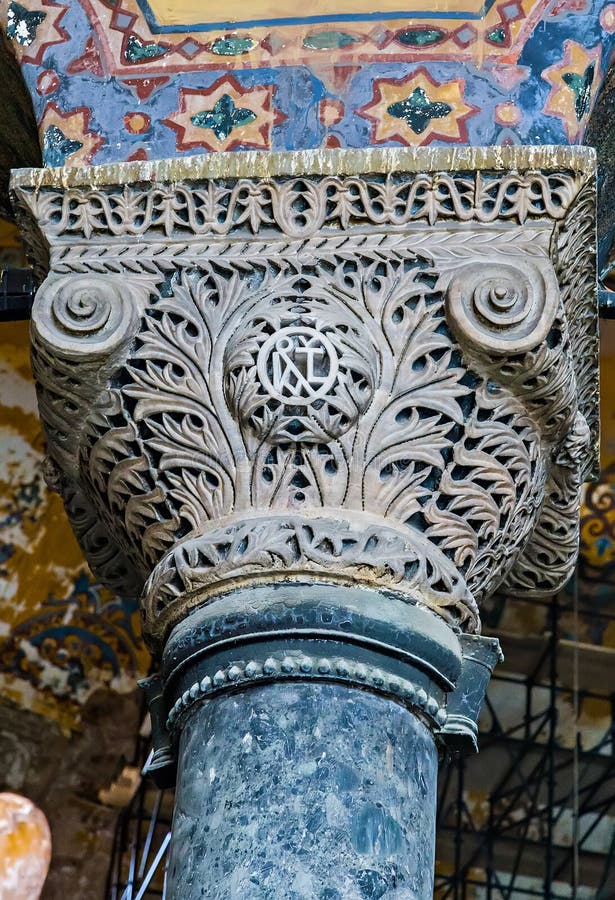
[[12, 147, 597, 766]]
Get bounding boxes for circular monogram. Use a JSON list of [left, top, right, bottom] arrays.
[[224, 313, 378, 444], [256, 327, 339, 406]]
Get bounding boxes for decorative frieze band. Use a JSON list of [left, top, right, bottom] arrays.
[[14, 170, 581, 246]]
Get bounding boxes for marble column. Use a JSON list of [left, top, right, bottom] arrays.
[[11, 146, 598, 897], [169, 683, 437, 900], [157, 582, 499, 897]]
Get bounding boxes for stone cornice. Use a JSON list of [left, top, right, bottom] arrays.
[[10, 145, 595, 188], [11, 148, 593, 265]]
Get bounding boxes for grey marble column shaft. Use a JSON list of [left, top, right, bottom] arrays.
[[167, 682, 438, 900]]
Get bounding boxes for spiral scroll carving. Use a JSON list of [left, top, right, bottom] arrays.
[[445, 260, 560, 355], [32, 274, 140, 358]]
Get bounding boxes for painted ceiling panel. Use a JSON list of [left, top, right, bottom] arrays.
[[0, 0, 613, 165]]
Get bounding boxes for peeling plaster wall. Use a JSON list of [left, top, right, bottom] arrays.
[[0, 319, 150, 733], [0, 690, 141, 899]]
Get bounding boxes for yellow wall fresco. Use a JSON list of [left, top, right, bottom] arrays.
[[149, 0, 493, 25], [0, 319, 149, 733]]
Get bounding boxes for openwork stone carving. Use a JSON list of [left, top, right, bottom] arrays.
[[11, 147, 597, 652]]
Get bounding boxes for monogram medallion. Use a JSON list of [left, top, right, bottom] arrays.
[[224, 306, 378, 445], [257, 327, 339, 406]]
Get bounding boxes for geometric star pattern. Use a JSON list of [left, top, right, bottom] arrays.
[[190, 95, 257, 142], [357, 68, 478, 146], [162, 77, 283, 152], [542, 39, 602, 142], [38, 102, 106, 165], [0, 0, 614, 166], [387, 87, 452, 134], [6, 0, 68, 66]]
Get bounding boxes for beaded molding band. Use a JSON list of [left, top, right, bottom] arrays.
[[166, 652, 448, 734]]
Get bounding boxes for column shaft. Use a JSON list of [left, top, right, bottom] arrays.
[[168, 682, 438, 900]]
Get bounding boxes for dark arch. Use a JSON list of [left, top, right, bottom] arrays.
[[0, 28, 41, 221]]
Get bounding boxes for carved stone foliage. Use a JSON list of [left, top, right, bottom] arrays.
[[14, 168, 580, 246], [12, 149, 597, 649]]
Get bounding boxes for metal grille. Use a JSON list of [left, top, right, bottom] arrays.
[[435, 590, 615, 898], [105, 732, 172, 900]]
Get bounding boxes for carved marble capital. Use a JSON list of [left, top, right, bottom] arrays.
[[12, 148, 597, 667]]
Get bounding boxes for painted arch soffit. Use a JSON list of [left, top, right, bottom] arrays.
[[78, 0, 555, 73], [2, 0, 615, 164]]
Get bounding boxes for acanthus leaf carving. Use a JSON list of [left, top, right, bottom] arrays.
[[13, 149, 596, 650]]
